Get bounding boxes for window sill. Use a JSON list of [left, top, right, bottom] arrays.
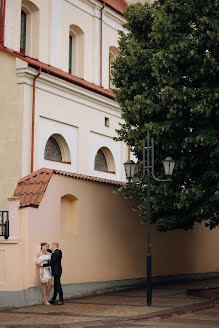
[[94, 169, 115, 174], [44, 158, 71, 164]]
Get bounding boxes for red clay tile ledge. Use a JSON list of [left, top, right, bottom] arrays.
[[101, 0, 128, 15], [13, 168, 124, 208], [0, 46, 115, 100], [54, 169, 124, 186], [13, 168, 54, 208]]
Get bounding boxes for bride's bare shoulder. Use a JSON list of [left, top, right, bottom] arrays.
[[37, 252, 43, 258]]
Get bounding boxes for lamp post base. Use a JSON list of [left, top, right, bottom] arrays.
[[147, 254, 152, 306]]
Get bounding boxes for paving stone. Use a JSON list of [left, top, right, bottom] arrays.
[[0, 279, 219, 328]]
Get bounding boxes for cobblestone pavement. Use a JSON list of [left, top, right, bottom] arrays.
[[0, 279, 219, 328]]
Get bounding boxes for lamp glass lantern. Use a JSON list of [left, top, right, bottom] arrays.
[[163, 157, 175, 177], [123, 160, 136, 182]]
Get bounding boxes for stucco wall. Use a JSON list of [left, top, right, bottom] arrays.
[[3, 0, 125, 86], [152, 223, 219, 277], [22, 174, 146, 288], [1, 173, 219, 308], [0, 241, 22, 290], [32, 69, 125, 180], [2, 174, 219, 293], [1, 0, 128, 208], [0, 52, 23, 210], [0, 45, 128, 209]]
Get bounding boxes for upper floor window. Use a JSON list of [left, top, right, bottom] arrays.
[[95, 150, 108, 171], [69, 35, 73, 74], [94, 147, 115, 173], [44, 137, 62, 162], [69, 24, 84, 77], [109, 46, 118, 89], [20, 10, 27, 54], [20, 0, 39, 58], [44, 134, 71, 164]]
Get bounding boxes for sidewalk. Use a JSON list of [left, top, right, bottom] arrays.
[[0, 279, 219, 328]]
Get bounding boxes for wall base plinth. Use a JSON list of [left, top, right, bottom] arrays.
[[1, 272, 219, 308]]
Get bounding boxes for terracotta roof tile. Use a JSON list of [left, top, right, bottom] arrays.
[[14, 168, 53, 208], [0, 46, 115, 100], [54, 170, 124, 186], [13, 168, 124, 208], [103, 0, 128, 15], [34, 192, 44, 206]]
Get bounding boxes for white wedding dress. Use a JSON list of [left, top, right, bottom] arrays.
[[36, 254, 52, 281]]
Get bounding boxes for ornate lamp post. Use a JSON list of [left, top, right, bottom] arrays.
[[123, 130, 175, 306]]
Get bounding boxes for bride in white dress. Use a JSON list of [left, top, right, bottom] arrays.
[[36, 243, 53, 305]]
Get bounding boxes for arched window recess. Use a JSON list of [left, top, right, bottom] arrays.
[[69, 24, 84, 78], [20, 0, 39, 58], [44, 134, 71, 164], [20, 10, 27, 54], [94, 147, 115, 174], [109, 46, 118, 90]]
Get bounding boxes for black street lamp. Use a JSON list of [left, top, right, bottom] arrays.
[[123, 130, 175, 306]]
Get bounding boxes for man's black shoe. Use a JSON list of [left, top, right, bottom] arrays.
[[49, 300, 56, 305], [55, 301, 64, 305]]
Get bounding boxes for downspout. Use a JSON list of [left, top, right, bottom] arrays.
[[100, 1, 105, 87], [31, 68, 41, 173], [0, 0, 6, 46]]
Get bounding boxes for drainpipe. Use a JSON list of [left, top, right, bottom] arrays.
[[31, 68, 41, 173], [0, 0, 6, 46], [100, 1, 105, 87]]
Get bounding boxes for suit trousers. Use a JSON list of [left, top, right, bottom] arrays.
[[52, 275, 63, 302]]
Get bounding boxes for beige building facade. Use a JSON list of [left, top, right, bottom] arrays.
[[0, 0, 133, 210], [1, 168, 219, 307], [0, 0, 219, 308]]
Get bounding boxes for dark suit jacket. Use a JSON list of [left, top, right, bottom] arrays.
[[43, 249, 62, 276]]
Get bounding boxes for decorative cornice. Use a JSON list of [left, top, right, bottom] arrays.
[[65, 0, 101, 17], [0, 45, 115, 100], [16, 64, 121, 118], [104, 6, 126, 31]]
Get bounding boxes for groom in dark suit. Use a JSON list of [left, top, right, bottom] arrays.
[[43, 242, 64, 305]]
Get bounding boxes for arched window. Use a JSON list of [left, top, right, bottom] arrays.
[[20, 0, 39, 58], [94, 147, 115, 173], [44, 137, 62, 162], [20, 10, 27, 54], [69, 24, 84, 77], [44, 134, 71, 164], [95, 150, 108, 171], [109, 46, 118, 89], [69, 34, 73, 74]]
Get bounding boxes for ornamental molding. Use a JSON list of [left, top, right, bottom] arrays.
[[103, 7, 126, 32], [16, 65, 121, 118], [65, 0, 101, 17], [65, 0, 126, 31]]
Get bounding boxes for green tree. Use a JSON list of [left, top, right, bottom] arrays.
[[112, 0, 219, 231]]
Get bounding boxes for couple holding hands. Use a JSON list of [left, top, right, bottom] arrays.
[[36, 242, 64, 305]]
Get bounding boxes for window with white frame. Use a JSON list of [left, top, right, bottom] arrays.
[[20, 0, 39, 58], [44, 137, 62, 162], [94, 147, 115, 173], [69, 24, 84, 77], [20, 10, 27, 54], [44, 134, 71, 164], [109, 46, 118, 89]]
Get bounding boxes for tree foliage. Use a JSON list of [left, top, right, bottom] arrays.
[[112, 0, 219, 231]]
